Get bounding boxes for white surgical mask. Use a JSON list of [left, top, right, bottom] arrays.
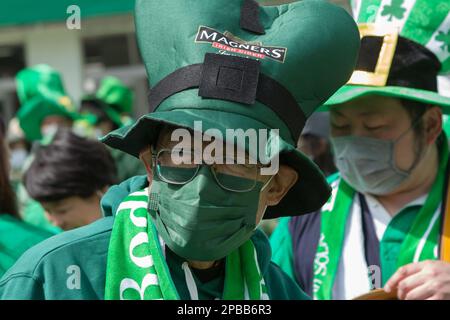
[[10, 148, 28, 171], [41, 124, 59, 138], [331, 124, 423, 195]]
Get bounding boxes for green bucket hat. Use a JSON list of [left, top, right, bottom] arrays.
[[102, 0, 360, 218], [82, 76, 134, 128], [15, 64, 79, 141], [323, 0, 450, 111]]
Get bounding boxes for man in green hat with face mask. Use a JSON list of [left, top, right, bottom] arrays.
[[0, 0, 359, 300], [271, 0, 450, 300]]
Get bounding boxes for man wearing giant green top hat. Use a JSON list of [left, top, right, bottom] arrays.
[[0, 0, 359, 299], [271, 0, 450, 300], [16, 64, 79, 142]]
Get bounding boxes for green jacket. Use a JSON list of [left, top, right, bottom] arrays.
[[0, 214, 53, 278], [0, 176, 309, 300]]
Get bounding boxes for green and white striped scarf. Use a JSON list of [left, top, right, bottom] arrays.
[[104, 188, 269, 300]]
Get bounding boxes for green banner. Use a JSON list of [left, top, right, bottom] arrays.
[[0, 0, 135, 27]]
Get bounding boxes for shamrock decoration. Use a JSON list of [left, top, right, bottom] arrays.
[[381, 0, 406, 21], [435, 30, 450, 53]]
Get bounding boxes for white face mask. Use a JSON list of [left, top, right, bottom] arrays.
[[330, 124, 423, 195], [10, 148, 28, 171], [41, 124, 59, 138]]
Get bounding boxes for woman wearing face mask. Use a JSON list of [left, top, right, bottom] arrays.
[[0, 0, 359, 300], [271, 1, 450, 300], [0, 117, 54, 278]]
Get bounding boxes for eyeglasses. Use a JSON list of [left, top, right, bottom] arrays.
[[152, 148, 266, 192]]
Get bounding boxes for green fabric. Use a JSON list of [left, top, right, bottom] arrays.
[[0, 0, 135, 27], [149, 167, 263, 261], [270, 172, 341, 283], [132, 0, 359, 120], [22, 198, 62, 234], [314, 178, 355, 300], [395, 140, 448, 262], [0, 175, 310, 300], [351, 0, 450, 73], [105, 188, 268, 300], [82, 76, 134, 128], [108, 147, 146, 182], [104, 189, 179, 300], [16, 64, 80, 141], [0, 214, 53, 278], [96, 77, 133, 114], [322, 85, 450, 113], [269, 217, 296, 281], [443, 115, 450, 139], [102, 0, 361, 218], [379, 206, 419, 285], [16, 64, 66, 105], [17, 183, 62, 234]]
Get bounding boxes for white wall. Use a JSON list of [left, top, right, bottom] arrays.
[[25, 25, 84, 103], [0, 14, 145, 122]]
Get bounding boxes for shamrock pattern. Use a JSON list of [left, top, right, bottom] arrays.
[[435, 30, 450, 53], [381, 0, 407, 21]]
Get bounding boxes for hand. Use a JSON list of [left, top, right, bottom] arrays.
[[384, 260, 450, 300]]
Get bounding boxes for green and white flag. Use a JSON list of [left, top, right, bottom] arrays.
[[350, 0, 450, 73]]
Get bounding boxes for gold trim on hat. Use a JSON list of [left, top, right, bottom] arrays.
[[348, 23, 399, 87]]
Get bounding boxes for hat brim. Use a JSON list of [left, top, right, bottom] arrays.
[[319, 85, 450, 111], [101, 109, 331, 218], [81, 97, 125, 127]]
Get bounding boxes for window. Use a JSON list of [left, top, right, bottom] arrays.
[[0, 44, 25, 78], [83, 34, 142, 68]]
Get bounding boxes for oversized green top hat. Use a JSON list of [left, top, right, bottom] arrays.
[[324, 0, 450, 110], [82, 76, 134, 128], [16, 64, 79, 141], [102, 0, 360, 218]]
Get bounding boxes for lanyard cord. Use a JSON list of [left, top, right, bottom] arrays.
[[182, 262, 200, 300], [357, 193, 382, 288], [159, 235, 199, 300]]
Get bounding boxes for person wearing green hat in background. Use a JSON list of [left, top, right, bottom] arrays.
[[0, 0, 359, 300], [16, 64, 79, 142], [14, 64, 81, 235], [0, 117, 53, 278], [79, 76, 134, 136], [271, 0, 450, 300], [76, 76, 146, 182]]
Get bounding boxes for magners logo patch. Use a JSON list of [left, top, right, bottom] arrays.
[[195, 26, 287, 63]]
